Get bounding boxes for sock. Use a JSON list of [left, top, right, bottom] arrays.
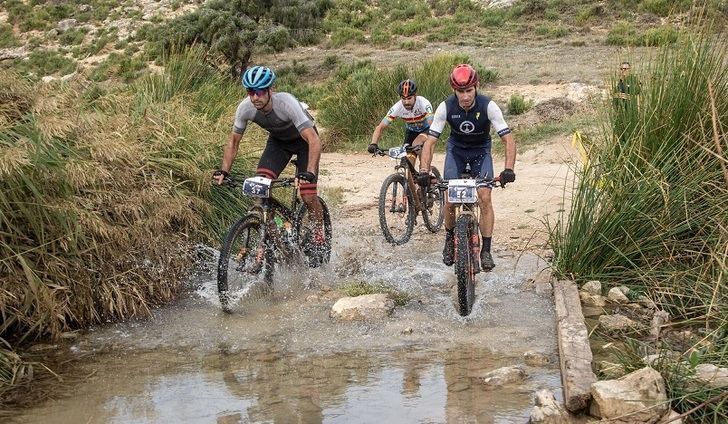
[[446, 228, 454, 236], [482, 236, 492, 252]]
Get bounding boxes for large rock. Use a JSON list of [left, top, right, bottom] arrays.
[[590, 367, 668, 423], [478, 365, 526, 389], [581, 280, 602, 295], [580, 291, 606, 307], [529, 389, 570, 423], [599, 314, 640, 332], [607, 287, 630, 304], [692, 363, 728, 389], [330, 294, 394, 320], [57, 18, 78, 32]]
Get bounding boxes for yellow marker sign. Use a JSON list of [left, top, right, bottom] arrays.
[[476, 112, 481, 120]]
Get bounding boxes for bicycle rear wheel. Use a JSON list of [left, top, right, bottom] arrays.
[[421, 166, 444, 232], [217, 214, 274, 313], [378, 173, 415, 245], [454, 214, 476, 316], [295, 196, 332, 268]]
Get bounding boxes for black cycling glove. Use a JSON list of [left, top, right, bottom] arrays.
[[213, 169, 229, 178], [499, 168, 515, 186], [416, 171, 431, 187], [367, 143, 379, 154], [296, 171, 317, 183]]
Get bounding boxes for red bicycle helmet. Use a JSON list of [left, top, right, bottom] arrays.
[[450, 64, 479, 89]]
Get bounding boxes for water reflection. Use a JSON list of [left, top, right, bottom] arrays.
[[10, 345, 556, 424]]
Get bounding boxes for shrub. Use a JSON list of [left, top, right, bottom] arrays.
[[606, 21, 638, 45], [639, 25, 679, 46], [0, 23, 17, 48], [399, 39, 425, 50], [480, 8, 505, 27], [14, 50, 77, 77], [318, 54, 481, 148], [507, 94, 534, 115], [330, 27, 365, 47], [323, 54, 339, 69]]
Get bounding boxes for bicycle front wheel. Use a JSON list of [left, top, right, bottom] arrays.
[[378, 173, 415, 245], [454, 214, 476, 316], [421, 166, 444, 232], [217, 214, 274, 313], [295, 196, 332, 268]]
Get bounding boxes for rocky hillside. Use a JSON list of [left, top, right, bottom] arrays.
[[1, 0, 723, 83]]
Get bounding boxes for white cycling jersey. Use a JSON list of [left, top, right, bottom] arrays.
[[381, 96, 433, 132]]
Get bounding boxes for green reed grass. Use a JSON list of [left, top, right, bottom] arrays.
[[546, 30, 727, 422], [317, 54, 496, 150]]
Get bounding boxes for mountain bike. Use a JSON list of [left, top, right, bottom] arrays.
[[435, 176, 501, 316], [373, 145, 444, 245], [216, 173, 332, 313]]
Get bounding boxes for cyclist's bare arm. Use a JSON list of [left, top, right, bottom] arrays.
[[419, 135, 438, 172], [420, 101, 447, 172], [214, 132, 243, 185], [486, 100, 516, 172], [370, 121, 390, 146], [300, 127, 321, 174], [502, 132, 516, 170]]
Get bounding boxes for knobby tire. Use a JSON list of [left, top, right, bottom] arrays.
[[217, 214, 274, 313], [421, 166, 444, 233], [454, 214, 476, 316], [378, 173, 415, 245], [294, 196, 333, 267]]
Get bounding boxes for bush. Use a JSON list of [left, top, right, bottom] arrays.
[[507, 94, 534, 115], [14, 50, 77, 77], [535, 24, 569, 38], [606, 21, 638, 45], [330, 27, 365, 47], [639, 25, 679, 46], [0, 23, 17, 48]]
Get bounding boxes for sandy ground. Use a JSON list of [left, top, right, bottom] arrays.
[[317, 135, 579, 255]]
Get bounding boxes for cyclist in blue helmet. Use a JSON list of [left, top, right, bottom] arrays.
[[213, 65, 326, 255]]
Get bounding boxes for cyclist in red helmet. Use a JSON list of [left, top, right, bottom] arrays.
[[368, 78, 434, 166], [418, 64, 517, 272]]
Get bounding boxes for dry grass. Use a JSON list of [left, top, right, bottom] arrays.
[[0, 49, 251, 402]]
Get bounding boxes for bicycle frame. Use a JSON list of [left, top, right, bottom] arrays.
[[226, 176, 300, 254], [377, 145, 424, 207]]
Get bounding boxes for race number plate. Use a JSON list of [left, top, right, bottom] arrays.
[[447, 179, 477, 203], [388, 146, 407, 159], [242, 176, 272, 198]]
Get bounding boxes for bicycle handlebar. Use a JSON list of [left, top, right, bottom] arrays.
[[434, 177, 503, 189], [222, 174, 296, 188], [371, 144, 422, 157]]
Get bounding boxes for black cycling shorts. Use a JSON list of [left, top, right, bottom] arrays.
[[404, 128, 427, 146], [256, 132, 318, 196]]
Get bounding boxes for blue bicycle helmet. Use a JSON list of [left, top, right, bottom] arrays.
[[242, 66, 276, 90]]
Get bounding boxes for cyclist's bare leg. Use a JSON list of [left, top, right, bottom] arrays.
[[301, 193, 324, 228], [476, 187, 494, 237], [408, 133, 430, 209], [444, 200, 456, 230]]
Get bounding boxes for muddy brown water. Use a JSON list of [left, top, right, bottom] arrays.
[[7, 210, 560, 423]]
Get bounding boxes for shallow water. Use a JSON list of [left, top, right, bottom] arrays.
[[8, 213, 560, 423]]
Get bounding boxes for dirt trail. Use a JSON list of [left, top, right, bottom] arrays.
[[318, 135, 579, 255]]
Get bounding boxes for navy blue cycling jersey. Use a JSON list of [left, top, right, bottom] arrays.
[[428, 94, 510, 148]]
